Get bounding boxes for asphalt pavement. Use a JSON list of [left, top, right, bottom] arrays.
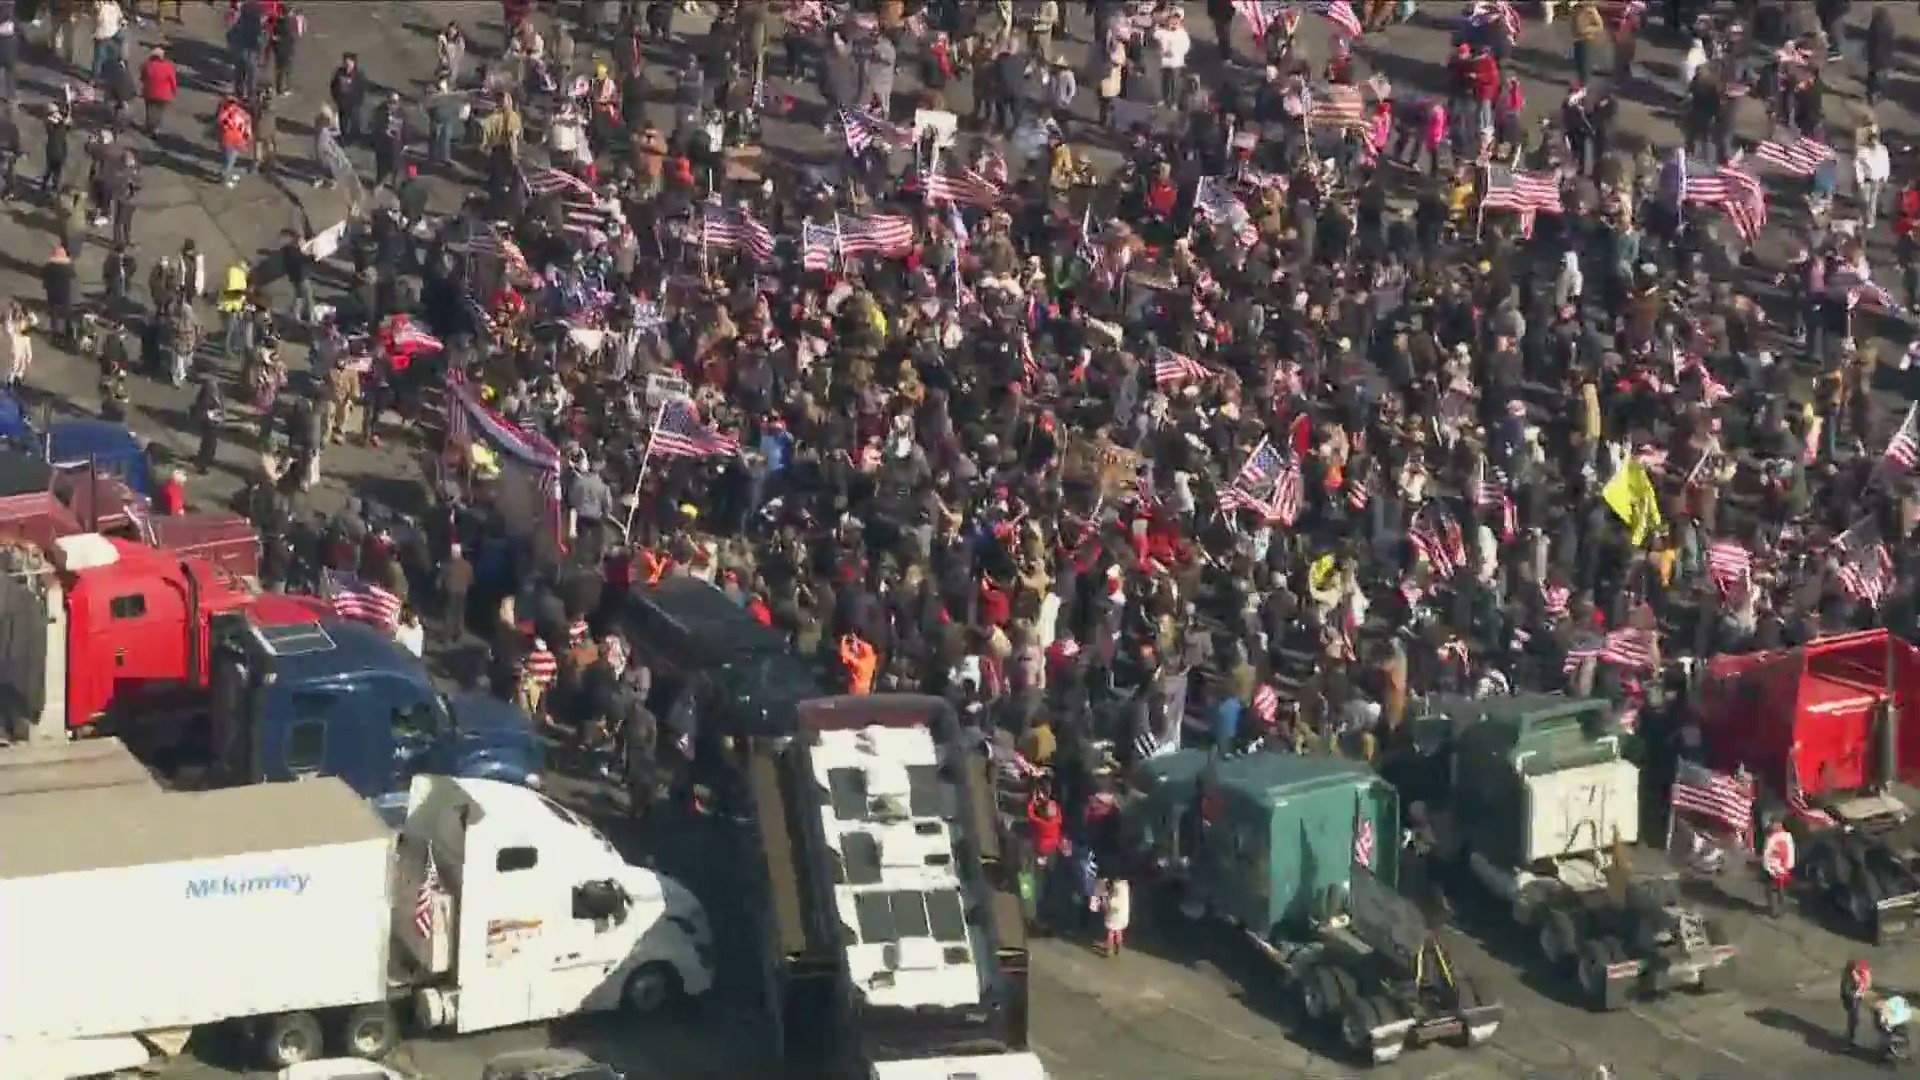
[[19, 1, 1920, 1079]]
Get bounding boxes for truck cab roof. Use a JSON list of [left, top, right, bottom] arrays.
[[242, 620, 433, 686], [1421, 693, 1620, 774], [1136, 749, 1376, 807]]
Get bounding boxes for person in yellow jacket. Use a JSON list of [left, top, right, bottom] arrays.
[[218, 263, 252, 361]]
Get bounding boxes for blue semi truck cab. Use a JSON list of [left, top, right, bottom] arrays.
[[207, 620, 544, 816]]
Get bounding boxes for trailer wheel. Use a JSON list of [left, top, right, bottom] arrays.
[[1327, 965, 1360, 1008], [337, 1003, 398, 1059], [259, 1011, 324, 1069], [622, 962, 684, 1015]]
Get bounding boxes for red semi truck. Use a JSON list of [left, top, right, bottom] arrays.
[[1696, 630, 1920, 941]]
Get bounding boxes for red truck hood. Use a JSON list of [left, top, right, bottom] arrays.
[[248, 593, 336, 626]]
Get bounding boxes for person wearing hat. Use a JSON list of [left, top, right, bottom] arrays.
[[140, 44, 178, 136]]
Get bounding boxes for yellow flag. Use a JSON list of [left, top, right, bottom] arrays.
[[1601, 460, 1663, 547]]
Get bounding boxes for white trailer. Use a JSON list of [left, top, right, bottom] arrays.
[[0, 774, 715, 1079], [0, 778, 394, 1079]]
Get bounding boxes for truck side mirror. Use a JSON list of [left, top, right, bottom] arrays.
[[572, 879, 631, 924]]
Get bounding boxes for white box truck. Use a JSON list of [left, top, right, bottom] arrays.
[[0, 773, 714, 1080]]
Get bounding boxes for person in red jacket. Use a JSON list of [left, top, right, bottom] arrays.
[[141, 46, 179, 136], [1470, 48, 1501, 135], [1027, 794, 1063, 865]]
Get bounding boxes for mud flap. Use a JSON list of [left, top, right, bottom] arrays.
[[1873, 894, 1920, 943]]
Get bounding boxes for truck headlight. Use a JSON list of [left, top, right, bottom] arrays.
[[522, 771, 544, 790]]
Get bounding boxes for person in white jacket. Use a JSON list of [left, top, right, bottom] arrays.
[[1153, 11, 1190, 107], [1855, 125, 1891, 226]]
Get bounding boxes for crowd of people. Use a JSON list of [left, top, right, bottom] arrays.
[[13, 0, 1920, 968]]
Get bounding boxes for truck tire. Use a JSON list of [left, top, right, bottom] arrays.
[[1577, 941, 1622, 1012], [1453, 977, 1494, 1046], [1301, 966, 1341, 1023], [335, 1003, 398, 1059], [259, 1011, 325, 1069], [1538, 908, 1579, 966], [622, 962, 684, 1015], [1341, 997, 1382, 1058], [1327, 965, 1360, 1009]]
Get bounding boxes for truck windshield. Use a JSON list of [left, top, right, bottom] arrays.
[[536, 790, 616, 853]]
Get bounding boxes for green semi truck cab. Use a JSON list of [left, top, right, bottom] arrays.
[[1125, 751, 1501, 1066], [1398, 694, 1736, 1011]]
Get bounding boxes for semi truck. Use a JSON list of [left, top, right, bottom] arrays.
[[1124, 750, 1503, 1065], [0, 772, 714, 1080], [208, 619, 545, 812], [0, 531, 326, 746], [1696, 629, 1920, 941], [1387, 694, 1736, 1010], [629, 576, 1037, 1079]]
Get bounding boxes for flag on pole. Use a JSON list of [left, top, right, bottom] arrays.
[[1481, 165, 1564, 236], [647, 398, 742, 460], [1408, 502, 1467, 578], [922, 168, 1004, 208], [1704, 540, 1753, 598], [1752, 134, 1836, 177], [1194, 176, 1259, 246], [1315, 0, 1364, 38], [321, 569, 403, 632], [839, 108, 905, 155], [1352, 797, 1376, 869], [525, 166, 598, 198], [1672, 761, 1755, 842], [801, 221, 840, 272], [1153, 349, 1213, 386], [414, 842, 442, 937], [1601, 459, 1664, 546], [1833, 518, 1895, 608], [837, 214, 916, 258], [1884, 404, 1919, 474]]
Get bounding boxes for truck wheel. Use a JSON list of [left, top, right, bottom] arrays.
[[336, 1003, 398, 1059], [1327, 966, 1360, 1009], [1577, 941, 1619, 1011], [622, 962, 684, 1015], [1538, 909, 1578, 966], [259, 1011, 325, 1069], [1341, 997, 1382, 1058], [1301, 966, 1340, 1022]]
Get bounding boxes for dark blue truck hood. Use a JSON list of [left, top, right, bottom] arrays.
[[447, 691, 546, 783]]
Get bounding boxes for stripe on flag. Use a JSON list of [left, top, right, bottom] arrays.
[[1315, 0, 1363, 38], [322, 568, 404, 632], [1705, 540, 1753, 598], [838, 214, 915, 258], [802, 221, 839, 271], [1884, 404, 1919, 474], [1673, 760, 1754, 841], [648, 397, 742, 460], [923, 168, 1004, 209], [1154, 349, 1212, 386], [1752, 134, 1835, 178]]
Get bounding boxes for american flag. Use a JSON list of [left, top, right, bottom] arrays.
[[1833, 518, 1894, 608], [1017, 331, 1043, 385], [1752, 134, 1835, 178], [1409, 503, 1466, 578], [1315, 0, 1364, 38], [922, 168, 1003, 209], [1234, 0, 1286, 37], [1672, 760, 1754, 842], [1252, 684, 1280, 728], [1154, 349, 1212, 386], [1489, 0, 1521, 40], [1884, 404, 1919, 473], [322, 568, 403, 632], [700, 206, 775, 261], [1679, 156, 1767, 241], [647, 397, 741, 460], [1482, 166, 1563, 235], [414, 842, 442, 938], [1218, 437, 1302, 524], [562, 197, 618, 246], [388, 319, 444, 355], [1830, 265, 1897, 310], [1194, 176, 1258, 246], [1353, 815, 1375, 869], [1306, 84, 1367, 129], [801, 221, 839, 272], [470, 221, 535, 281], [525, 165, 597, 198], [1599, 626, 1657, 670], [839, 108, 904, 156], [838, 214, 915, 258], [1705, 540, 1753, 598]]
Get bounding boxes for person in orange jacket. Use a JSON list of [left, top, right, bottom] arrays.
[[839, 633, 877, 695]]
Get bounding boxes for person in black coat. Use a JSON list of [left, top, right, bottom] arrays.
[[190, 375, 223, 472]]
